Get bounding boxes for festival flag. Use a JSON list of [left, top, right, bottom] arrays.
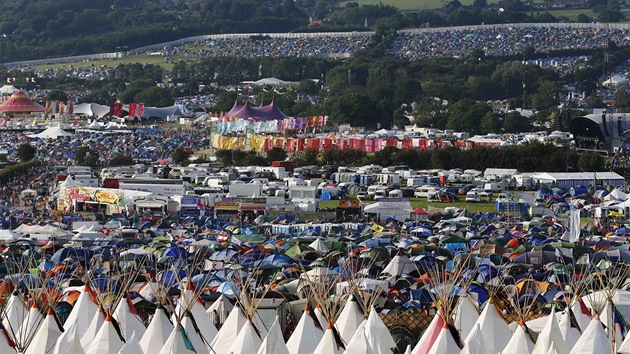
[[137, 103, 145, 117], [101, 227, 110, 236], [128, 103, 137, 117], [217, 230, 230, 242]]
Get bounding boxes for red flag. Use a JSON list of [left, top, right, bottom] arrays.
[[101, 227, 110, 236], [137, 103, 144, 117], [217, 231, 229, 242], [128, 103, 137, 117]]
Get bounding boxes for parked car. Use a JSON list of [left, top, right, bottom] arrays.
[[458, 184, 476, 195]]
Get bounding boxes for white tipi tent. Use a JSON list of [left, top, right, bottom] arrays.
[[501, 322, 534, 354], [112, 297, 146, 341], [459, 323, 489, 354], [85, 315, 124, 354], [139, 305, 173, 354], [568, 317, 611, 354], [24, 309, 62, 354], [51, 320, 85, 354], [227, 319, 263, 354], [257, 316, 290, 354], [453, 295, 479, 342], [335, 297, 363, 344], [209, 306, 247, 354], [468, 300, 511, 354], [118, 331, 143, 354], [531, 307, 569, 354], [286, 304, 324, 354]]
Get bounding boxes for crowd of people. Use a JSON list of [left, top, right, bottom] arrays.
[[392, 26, 630, 59], [171, 35, 372, 58]]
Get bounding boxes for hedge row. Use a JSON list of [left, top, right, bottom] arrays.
[[0, 160, 39, 184]]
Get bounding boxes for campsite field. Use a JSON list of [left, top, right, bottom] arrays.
[[339, 0, 547, 11], [319, 198, 500, 214]]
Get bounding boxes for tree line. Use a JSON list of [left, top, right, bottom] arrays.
[[214, 142, 607, 172]]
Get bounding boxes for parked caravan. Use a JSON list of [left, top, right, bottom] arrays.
[[414, 185, 438, 198]]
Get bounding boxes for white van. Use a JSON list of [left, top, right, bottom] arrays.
[[484, 182, 506, 193], [465, 191, 480, 202], [367, 185, 379, 199], [374, 189, 387, 200], [414, 185, 438, 198]]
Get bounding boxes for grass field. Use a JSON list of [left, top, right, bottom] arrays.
[[319, 197, 501, 213], [31, 53, 198, 72], [528, 9, 597, 20]]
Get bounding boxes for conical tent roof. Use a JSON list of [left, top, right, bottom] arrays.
[[558, 310, 581, 350], [206, 294, 233, 325], [181, 315, 209, 354], [469, 301, 511, 354], [569, 318, 611, 354], [0, 91, 44, 112], [315, 303, 329, 329], [618, 327, 630, 353], [52, 320, 85, 354], [113, 297, 146, 341], [335, 298, 363, 344], [531, 307, 569, 354], [453, 295, 479, 342], [1, 292, 28, 342], [383, 254, 417, 276], [460, 323, 489, 354], [412, 308, 444, 353], [181, 294, 217, 345], [313, 326, 343, 354], [85, 316, 124, 354], [364, 308, 396, 353], [80, 308, 105, 349], [287, 305, 324, 354], [501, 324, 534, 354], [257, 316, 289, 354], [139, 306, 173, 354], [24, 309, 62, 354], [158, 324, 196, 354], [343, 320, 370, 354], [118, 331, 143, 354], [309, 238, 329, 253], [427, 325, 460, 354], [227, 319, 262, 354], [16, 302, 43, 348], [209, 306, 247, 354], [0, 323, 15, 354]]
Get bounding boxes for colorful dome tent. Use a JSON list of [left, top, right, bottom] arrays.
[[226, 100, 287, 121], [0, 90, 45, 113]]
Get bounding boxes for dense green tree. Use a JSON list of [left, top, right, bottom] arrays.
[[134, 86, 174, 107], [578, 152, 605, 171], [109, 154, 134, 166], [46, 89, 68, 102], [266, 147, 287, 162], [172, 147, 192, 165], [16, 143, 36, 162], [326, 93, 382, 129], [75, 146, 99, 167], [446, 99, 491, 133], [614, 86, 630, 111], [502, 111, 532, 133]]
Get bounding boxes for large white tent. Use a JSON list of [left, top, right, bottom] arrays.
[[28, 126, 72, 139], [73, 103, 110, 118], [363, 199, 412, 221], [0, 85, 18, 94]]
